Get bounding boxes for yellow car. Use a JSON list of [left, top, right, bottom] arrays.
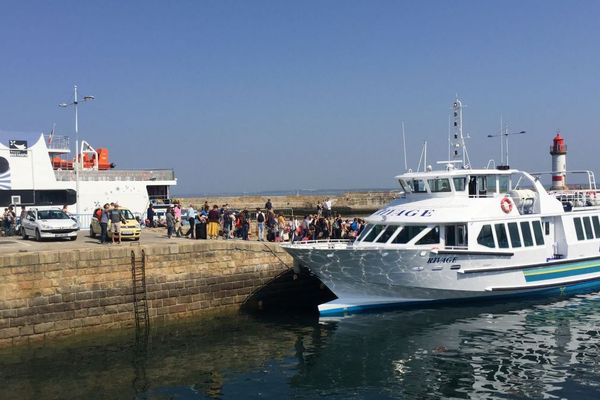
[[90, 207, 141, 240]]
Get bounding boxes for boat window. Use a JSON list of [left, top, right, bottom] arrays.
[[532, 220, 544, 246], [363, 225, 385, 242], [392, 226, 426, 244], [583, 217, 594, 240], [487, 175, 497, 194], [508, 222, 521, 248], [544, 221, 550, 235], [428, 178, 451, 193], [477, 224, 495, 248], [445, 224, 468, 248], [468, 176, 477, 197], [495, 224, 509, 248], [520, 221, 534, 247], [592, 216, 600, 238], [356, 224, 372, 241], [477, 176, 488, 197], [399, 180, 412, 193], [376, 226, 399, 243], [574, 218, 585, 241], [498, 175, 510, 193], [453, 177, 466, 191], [412, 179, 428, 193], [416, 226, 440, 245]]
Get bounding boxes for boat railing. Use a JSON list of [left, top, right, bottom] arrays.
[[552, 190, 600, 210], [54, 169, 176, 182], [45, 135, 71, 151]]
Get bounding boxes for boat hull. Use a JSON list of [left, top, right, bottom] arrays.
[[282, 243, 600, 315]]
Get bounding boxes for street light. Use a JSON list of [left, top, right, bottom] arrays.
[[487, 129, 526, 167], [59, 84, 94, 222]]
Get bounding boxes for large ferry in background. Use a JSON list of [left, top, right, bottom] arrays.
[[283, 99, 600, 316], [0, 131, 176, 225]]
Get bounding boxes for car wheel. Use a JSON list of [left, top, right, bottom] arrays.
[[89, 226, 96, 238], [70, 235, 77, 241], [21, 227, 28, 240], [35, 229, 41, 241], [134, 237, 140, 241]]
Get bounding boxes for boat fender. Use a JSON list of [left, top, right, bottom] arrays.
[[500, 197, 513, 214]]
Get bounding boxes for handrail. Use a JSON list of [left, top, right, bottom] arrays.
[[54, 169, 175, 182]]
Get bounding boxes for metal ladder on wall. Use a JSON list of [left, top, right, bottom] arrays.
[[131, 250, 149, 332]]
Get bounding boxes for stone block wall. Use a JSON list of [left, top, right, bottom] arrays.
[[0, 241, 294, 348]]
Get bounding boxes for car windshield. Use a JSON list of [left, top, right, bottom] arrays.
[[119, 209, 135, 220], [38, 210, 70, 220]]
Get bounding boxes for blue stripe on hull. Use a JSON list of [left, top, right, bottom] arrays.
[[319, 278, 600, 316], [525, 265, 600, 282]]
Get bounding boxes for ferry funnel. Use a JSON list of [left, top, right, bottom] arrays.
[[550, 133, 567, 190]]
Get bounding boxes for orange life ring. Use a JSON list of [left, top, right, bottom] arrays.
[[500, 197, 512, 214]]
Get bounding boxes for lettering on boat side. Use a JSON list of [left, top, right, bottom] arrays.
[[396, 209, 435, 217], [374, 209, 435, 217], [427, 257, 458, 264]]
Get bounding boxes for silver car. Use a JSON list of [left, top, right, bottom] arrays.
[[21, 209, 79, 241]]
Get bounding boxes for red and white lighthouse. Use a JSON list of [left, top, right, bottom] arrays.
[[550, 133, 567, 190]]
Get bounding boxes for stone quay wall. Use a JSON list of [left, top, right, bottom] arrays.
[[0, 241, 294, 348]]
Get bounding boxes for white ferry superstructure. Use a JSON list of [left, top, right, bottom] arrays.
[[282, 99, 600, 315], [0, 132, 176, 223]]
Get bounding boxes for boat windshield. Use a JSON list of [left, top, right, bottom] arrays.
[[428, 178, 451, 193]]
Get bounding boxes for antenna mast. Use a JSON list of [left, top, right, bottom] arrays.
[[402, 121, 408, 171], [451, 98, 471, 168]]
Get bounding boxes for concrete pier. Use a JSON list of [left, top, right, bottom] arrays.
[[0, 235, 327, 348]]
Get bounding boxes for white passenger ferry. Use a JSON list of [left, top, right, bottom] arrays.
[[282, 99, 600, 315], [0, 131, 176, 225]]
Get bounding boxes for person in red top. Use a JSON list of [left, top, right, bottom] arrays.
[[207, 205, 220, 239]]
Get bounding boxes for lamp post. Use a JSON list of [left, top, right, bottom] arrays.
[[487, 128, 526, 167], [59, 85, 94, 222]]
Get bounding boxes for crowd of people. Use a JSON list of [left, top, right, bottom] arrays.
[[2, 205, 19, 236], [148, 198, 367, 243]]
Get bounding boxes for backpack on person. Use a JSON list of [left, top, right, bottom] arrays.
[[257, 212, 265, 223]]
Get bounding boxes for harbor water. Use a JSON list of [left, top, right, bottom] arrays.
[[3, 292, 600, 399]]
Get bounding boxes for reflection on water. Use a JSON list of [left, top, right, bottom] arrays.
[[3, 294, 600, 399]]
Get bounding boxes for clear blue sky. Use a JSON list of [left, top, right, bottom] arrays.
[[1, 1, 600, 195]]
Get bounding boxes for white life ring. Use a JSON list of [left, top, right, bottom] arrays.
[[501, 197, 513, 214]]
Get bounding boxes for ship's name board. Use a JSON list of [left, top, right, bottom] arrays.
[[375, 208, 435, 217]]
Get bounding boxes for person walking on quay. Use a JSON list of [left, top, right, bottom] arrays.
[[147, 204, 155, 228], [166, 206, 175, 238], [332, 213, 343, 239], [100, 203, 110, 244], [174, 203, 182, 237], [324, 198, 332, 218], [207, 205, 220, 239], [110, 203, 122, 244], [222, 206, 232, 239], [256, 208, 265, 241], [265, 198, 272, 212], [242, 209, 250, 240], [277, 213, 286, 241], [185, 204, 196, 239]]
